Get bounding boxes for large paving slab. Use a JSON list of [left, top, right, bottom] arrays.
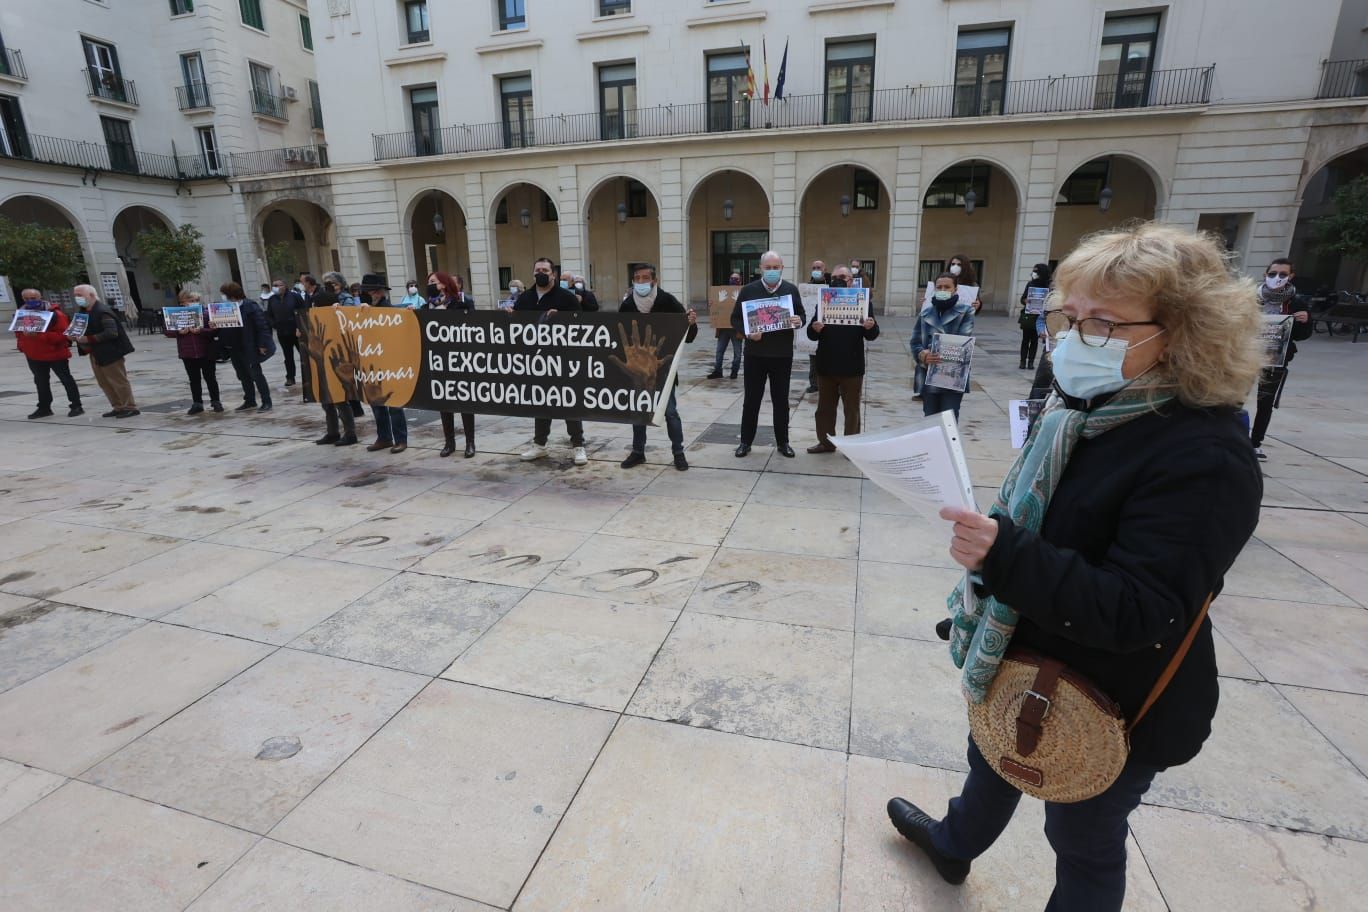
[[0, 600, 144, 692]]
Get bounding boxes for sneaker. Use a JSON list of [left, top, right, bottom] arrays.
[[256, 403, 273, 413], [27, 408, 54, 420], [335, 434, 358, 446], [1254, 446, 1267, 460], [235, 402, 256, 411], [187, 404, 204, 415], [211, 402, 224, 413], [520, 444, 548, 461], [101, 409, 121, 418], [115, 409, 140, 418], [674, 452, 689, 471], [705, 370, 723, 379], [886, 798, 971, 885], [573, 446, 589, 466], [68, 406, 84, 417], [621, 451, 646, 469]]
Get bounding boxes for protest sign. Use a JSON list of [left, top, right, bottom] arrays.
[[299, 307, 690, 427], [162, 304, 204, 331], [922, 282, 980, 311], [207, 301, 242, 328], [1009, 398, 1047, 449], [925, 333, 974, 393], [741, 295, 796, 335], [818, 287, 870, 326], [65, 313, 88, 338], [9, 310, 53, 333], [1024, 286, 1048, 315], [1260, 314, 1294, 368], [793, 284, 824, 354], [707, 286, 740, 332]]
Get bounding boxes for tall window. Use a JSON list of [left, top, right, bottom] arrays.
[[854, 169, 879, 210], [500, 74, 533, 148], [627, 179, 648, 217], [405, 1, 429, 44], [599, 0, 630, 15], [711, 230, 768, 285], [83, 38, 129, 102], [197, 125, 220, 173], [178, 53, 209, 108], [598, 63, 636, 140], [824, 39, 874, 125], [239, 0, 264, 30], [169, 0, 193, 14], [308, 80, 323, 129], [300, 15, 313, 51], [101, 116, 136, 173], [0, 94, 30, 158], [924, 164, 991, 208], [409, 85, 439, 155], [544, 195, 558, 222], [1099, 13, 1159, 108], [954, 28, 1010, 117], [498, 0, 525, 31], [707, 51, 750, 132], [249, 62, 280, 117], [1057, 159, 1110, 205]]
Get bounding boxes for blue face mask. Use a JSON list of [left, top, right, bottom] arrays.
[[762, 269, 781, 285], [633, 282, 653, 297], [1051, 328, 1164, 400], [559, 280, 569, 289]]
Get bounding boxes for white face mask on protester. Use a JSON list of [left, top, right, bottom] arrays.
[[1030, 271, 1039, 281], [1264, 274, 1289, 291], [949, 264, 962, 277], [1051, 326, 1165, 400], [407, 285, 418, 294]]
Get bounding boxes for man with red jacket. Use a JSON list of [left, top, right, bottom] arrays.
[[15, 288, 83, 419]]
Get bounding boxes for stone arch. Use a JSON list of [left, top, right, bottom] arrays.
[[920, 156, 1023, 309], [251, 198, 336, 284], [112, 205, 176, 310], [488, 180, 561, 293], [584, 176, 661, 297], [403, 188, 471, 292], [798, 163, 893, 306], [683, 164, 773, 214], [1048, 154, 1161, 262], [684, 167, 773, 301], [0, 193, 97, 295], [1054, 150, 1167, 212], [1290, 143, 1368, 290]]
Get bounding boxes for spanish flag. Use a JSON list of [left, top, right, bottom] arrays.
[[762, 37, 771, 105]]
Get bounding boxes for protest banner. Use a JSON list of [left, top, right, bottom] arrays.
[[65, 313, 89, 338], [818, 287, 870, 326], [707, 286, 740, 332], [741, 295, 796, 335], [1260, 314, 1294, 368], [1024, 286, 1048, 315], [9, 310, 53, 333], [298, 306, 690, 426], [162, 304, 204, 331], [207, 301, 243, 328], [925, 333, 974, 392]]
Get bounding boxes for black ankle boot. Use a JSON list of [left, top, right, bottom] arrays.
[[887, 798, 971, 885], [439, 439, 456, 458]]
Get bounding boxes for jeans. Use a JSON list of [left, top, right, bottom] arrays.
[[324, 402, 356, 438], [713, 334, 742, 374], [631, 388, 684, 455], [370, 405, 407, 443], [181, 357, 219, 404], [922, 388, 964, 421], [741, 354, 793, 447], [931, 738, 1159, 912], [229, 348, 270, 406], [28, 358, 81, 409], [1250, 368, 1285, 447], [814, 373, 862, 444], [534, 417, 585, 447], [277, 328, 299, 382]]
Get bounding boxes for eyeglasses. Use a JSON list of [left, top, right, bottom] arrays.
[[1058, 315, 1163, 347], [1266, 271, 1290, 278]]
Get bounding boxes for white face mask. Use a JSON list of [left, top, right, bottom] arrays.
[[407, 285, 418, 294], [260, 291, 272, 300], [1030, 272, 1039, 281], [949, 264, 962, 277], [574, 282, 584, 290], [811, 270, 824, 280], [1264, 274, 1289, 291]]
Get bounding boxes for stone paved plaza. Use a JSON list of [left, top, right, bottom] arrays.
[[0, 315, 1365, 911]]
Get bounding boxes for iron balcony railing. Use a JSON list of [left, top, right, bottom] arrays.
[[176, 82, 212, 109], [0, 48, 26, 81], [250, 88, 287, 120], [84, 68, 138, 105], [229, 143, 328, 177], [1317, 58, 1368, 99], [0, 130, 230, 180], [373, 65, 1214, 161]]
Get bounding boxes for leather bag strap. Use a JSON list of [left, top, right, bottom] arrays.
[[1127, 593, 1214, 734], [1015, 657, 1064, 757]]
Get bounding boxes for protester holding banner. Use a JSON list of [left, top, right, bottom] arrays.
[[217, 282, 274, 413], [911, 273, 976, 420], [16, 289, 83, 419], [806, 265, 879, 453], [425, 270, 478, 458], [355, 274, 409, 454], [516, 256, 589, 466], [73, 283, 139, 418], [1249, 257, 1311, 460], [1018, 263, 1051, 370], [562, 271, 599, 312], [399, 280, 426, 309], [732, 250, 805, 458], [320, 272, 365, 419], [618, 264, 697, 471], [163, 290, 221, 415], [308, 289, 359, 447], [707, 272, 745, 380]]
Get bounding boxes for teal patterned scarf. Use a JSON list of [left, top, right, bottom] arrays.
[[949, 374, 1177, 702]]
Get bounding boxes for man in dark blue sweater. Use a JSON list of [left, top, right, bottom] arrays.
[[731, 250, 805, 458]]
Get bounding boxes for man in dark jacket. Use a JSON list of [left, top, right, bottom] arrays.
[[266, 277, 308, 387], [217, 281, 273, 412], [806, 265, 879, 453], [16, 289, 83, 419], [618, 264, 698, 471], [731, 250, 805, 458], [516, 256, 589, 465], [72, 283, 138, 418], [1249, 257, 1312, 460]]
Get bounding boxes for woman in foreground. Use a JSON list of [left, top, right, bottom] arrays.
[[888, 222, 1264, 911]]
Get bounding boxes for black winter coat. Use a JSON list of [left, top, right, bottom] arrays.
[[979, 399, 1262, 769], [266, 290, 308, 330], [216, 299, 271, 360], [807, 316, 879, 376], [617, 288, 699, 344], [77, 300, 135, 366], [731, 278, 806, 359], [514, 285, 581, 313]]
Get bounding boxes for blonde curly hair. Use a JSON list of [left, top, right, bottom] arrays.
[[1052, 222, 1264, 408]]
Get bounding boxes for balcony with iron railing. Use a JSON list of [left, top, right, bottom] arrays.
[[84, 68, 138, 105], [250, 88, 287, 120], [0, 48, 26, 82], [1318, 58, 1368, 99], [0, 130, 225, 180], [373, 65, 1215, 161], [175, 82, 213, 110], [229, 143, 328, 177]]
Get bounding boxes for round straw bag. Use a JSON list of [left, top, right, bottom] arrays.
[[967, 595, 1213, 804]]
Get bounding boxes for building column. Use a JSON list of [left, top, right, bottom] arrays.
[[659, 157, 685, 300], [770, 150, 798, 264], [557, 165, 583, 275], [465, 172, 495, 305], [1015, 140, 1059, 315], [887, 144, 923, 317]]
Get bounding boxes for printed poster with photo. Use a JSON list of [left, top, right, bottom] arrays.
[[162, 304, 204, 331], [706, 286, 740, 331], [1009, 398, 1048, 449], [9, 310, 54, 333], [925, 333, 974, 393], [1260, 314, 1294, 368], [818, 287, 870, 326], [207, 301, 243, 329], [1024, 286, 1049, 315], [741, 295, 796, 335], [65, 313, 89, 338]]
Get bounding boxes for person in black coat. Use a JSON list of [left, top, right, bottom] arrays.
[[425, 270, 478, 458], [1249, 257, 1312, 460], [805, 265, 880, 453], [217, 281, 273, 412], [265, 277, 308, 386], [730, 250, 806, 458], [617, 264, 698, 471], [309, 288, 358, 446], [515, 256, 588, 465], [1017, 262, 1052, 370], [888, 223, 1265, 911], [72, 284, 138, 417]]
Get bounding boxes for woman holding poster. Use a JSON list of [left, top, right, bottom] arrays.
[[888, 223, 1263, 911], [425, 271, 478, 458], [1018, 262, 1052, 370], [910, 273, 976, 420], [163, 291, 221, 414]]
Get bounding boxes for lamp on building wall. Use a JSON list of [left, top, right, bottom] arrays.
[[617, 202, 628, 224], [840, 194, 851, 218], [964, 160, 978, 215], [519, 208, 531, 228], [431, 192, 445, 236], [1098, 186, 1114, 213], [723, 198, 734, 221]]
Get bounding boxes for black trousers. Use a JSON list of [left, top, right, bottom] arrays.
[[534, 417, 584, 447], [324, 402, 356, 437], [1020, 326, 1039, 366], [441, 411, 476, 445], [741, 354, 793, 447], [229, 348, 271, 406], [28, 358, 81, 409], [1250, 367, 1286, 447], [181, 357, 220, 404], [276, 328, 299, 382]]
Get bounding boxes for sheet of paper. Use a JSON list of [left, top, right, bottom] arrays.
[[832, 411, 975, 524], [794, 284, 823, 354], [923, 282, 980, 310], [1009, 398, 1047, 449], [162, 304, 204, 331]]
